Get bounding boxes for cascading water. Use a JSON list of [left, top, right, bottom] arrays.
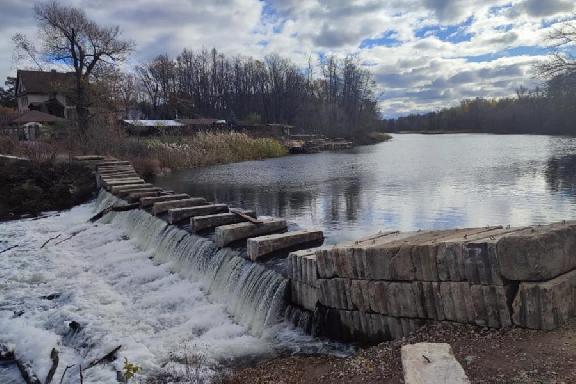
[[96, 190, 289, 336]]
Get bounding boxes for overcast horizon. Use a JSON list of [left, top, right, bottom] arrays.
[[1, 0, 575, 117]]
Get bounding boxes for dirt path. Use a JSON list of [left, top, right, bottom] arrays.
[[225, 319, 576, 383]]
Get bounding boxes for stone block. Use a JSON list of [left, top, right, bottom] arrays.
[[214, 219, 287, 247], [290, 280, 318, 311], [109, 183, 154, 194], [140, 194, 190, 207], [497, 222, 576, 281], [401, 343, 470, 384], [247, 230, 324, 261], [512, 268, 576, 330], [167, 204, 228, 224], [152, 198, 208, 216], [190, 211, 255, 232]]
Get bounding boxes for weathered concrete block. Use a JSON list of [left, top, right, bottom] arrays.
[[103, 179, 145, 189], [190, 211, 256, 232], [288, 249, 319, 287], [290, 280, 318, 311], [140, 194, 190, 207], [214, 219, 287, 247], [401, 343, 470, 384], [314, 307, 426, 343], [247, 230, 324, 261], [318, 278, 353, 310], [512, 268, 576, 330], [167, 204, 229, 224], [318, 278, 512, 327], [96, 160, 131, 168], [126, 190, 166, 202], [117, 187, 162, 197], [110, 183, 154, 194], [497, 222, 576, 281], [152, 198, 208, 216]]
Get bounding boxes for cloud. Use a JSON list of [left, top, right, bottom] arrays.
[[520, 0, 574, 17], [0, 0, 573, 116]]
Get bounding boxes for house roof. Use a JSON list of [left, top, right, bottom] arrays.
[[122, 120, 184, 127], [16, 70, 75, 95], [12, 110, 66, 124]]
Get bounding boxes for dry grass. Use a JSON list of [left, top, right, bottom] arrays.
[[120, 131, 288, 175]]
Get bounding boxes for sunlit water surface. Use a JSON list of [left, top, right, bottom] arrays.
[[155, 133, 576, 244]]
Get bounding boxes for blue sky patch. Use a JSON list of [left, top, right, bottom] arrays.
[[465, 46, 550, 62], [359, 31, 401, 48], [414, 16, 474, 43]]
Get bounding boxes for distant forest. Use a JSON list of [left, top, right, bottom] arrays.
[[132, 49, 381, 138], [383, 21, 576, 136], [382, 71, 576, 135]]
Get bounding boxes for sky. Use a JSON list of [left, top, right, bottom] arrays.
[[1, 0, 574, 117]]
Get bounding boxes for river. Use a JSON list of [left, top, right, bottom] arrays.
[[155, 133, 576, 244]]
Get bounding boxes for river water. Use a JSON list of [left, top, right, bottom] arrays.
[[155, 133, 576, 244]]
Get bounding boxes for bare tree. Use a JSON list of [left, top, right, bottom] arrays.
[[538, 18, 576, 78], [15, 1, 133, 148]]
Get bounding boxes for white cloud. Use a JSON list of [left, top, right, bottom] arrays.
[[0, 0, 574, 116]]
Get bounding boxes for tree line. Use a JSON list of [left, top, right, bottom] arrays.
[[383, 20, 576, 136], [382, 75, 576, 135], [133, 49, 380, 137]]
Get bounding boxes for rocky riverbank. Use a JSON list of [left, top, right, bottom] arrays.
[[0, 157, 96, 221]]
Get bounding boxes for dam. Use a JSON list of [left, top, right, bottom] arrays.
[[80, 155, 576, 345]]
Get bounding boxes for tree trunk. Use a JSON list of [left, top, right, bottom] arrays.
[[75, 79, 90, 153]]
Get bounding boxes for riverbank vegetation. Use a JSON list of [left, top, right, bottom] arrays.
[[0, 152, 95, 220], [120, 132, 288, 177], [135, 50, 381, 140]]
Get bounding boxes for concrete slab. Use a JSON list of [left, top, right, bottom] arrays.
[[117, 187, 162, 197], [497, 222, 576, 281], [512, 268, 576, 330], [152, 198, 208, 216], [140, 194, 190, 208], [401, 343, 470, 384], [167, 204, 229, 224], [126, 190, 165, 202], [214, 219, 287, 247], [247, 230, 324, 261], [190, 211, 256, 232], [109, 183, 154, 194]]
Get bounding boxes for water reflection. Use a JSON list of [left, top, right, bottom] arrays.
[[546, 154, 576, 198], [154, 134, 576, 244]]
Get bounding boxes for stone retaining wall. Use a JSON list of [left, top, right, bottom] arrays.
[[288, 222, 576, 343]]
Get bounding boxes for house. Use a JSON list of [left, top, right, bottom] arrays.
[[15, 70, 76, 119]]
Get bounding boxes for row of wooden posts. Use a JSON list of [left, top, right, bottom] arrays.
[[77, 156, 324, 261]]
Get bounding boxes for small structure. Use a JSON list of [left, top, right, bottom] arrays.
[[4, 110, 66, 140], [122, 120, 184, 136], [178, 118, 227, 134], [15, 70, 76, 119]]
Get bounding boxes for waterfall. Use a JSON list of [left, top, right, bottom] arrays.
[[96, 190, 288, 336]]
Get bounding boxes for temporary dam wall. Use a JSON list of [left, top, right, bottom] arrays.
[[288, 223, 576, 343], [77, 156, 576, 345]]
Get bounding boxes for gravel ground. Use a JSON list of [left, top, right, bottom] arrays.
[[225, 319, 576, 384]]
